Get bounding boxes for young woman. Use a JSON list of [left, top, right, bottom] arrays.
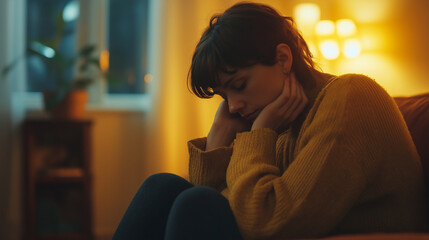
[[114, 2, 427, 240]]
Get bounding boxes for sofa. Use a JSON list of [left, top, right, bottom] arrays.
[[305, 93, 429, 240]]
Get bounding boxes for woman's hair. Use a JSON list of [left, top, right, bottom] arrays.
[[188, 2, 316, 98]]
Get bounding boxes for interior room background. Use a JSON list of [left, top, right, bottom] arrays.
[[1, 0, 429, 239]]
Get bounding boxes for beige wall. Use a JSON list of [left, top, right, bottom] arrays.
[[86, 111, 147, 239], [29, 1, 429, 239]]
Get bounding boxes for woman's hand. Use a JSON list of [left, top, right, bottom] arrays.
[[206, 100, 251, 151], [251, 73, 308, 132]]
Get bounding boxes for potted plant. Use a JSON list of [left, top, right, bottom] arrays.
[[37, 43, 103, 119], [2, 13, 105, 119]]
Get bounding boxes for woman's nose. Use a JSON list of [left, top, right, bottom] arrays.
[[228, 97, 245, 114]]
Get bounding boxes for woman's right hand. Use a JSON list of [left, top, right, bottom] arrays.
[[206, 100, 251, 151]]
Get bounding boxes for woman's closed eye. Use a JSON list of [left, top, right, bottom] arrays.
[[232, 80, 247, 91]]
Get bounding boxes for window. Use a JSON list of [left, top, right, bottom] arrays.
[[25, 0, 150, 96], [26, 0, 78, 92], [108, 0, 149, 94]]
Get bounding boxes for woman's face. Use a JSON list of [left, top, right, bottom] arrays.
[[215, 63, 286, 122]]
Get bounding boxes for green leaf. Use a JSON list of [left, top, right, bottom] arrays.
[[89, 58, 101, 69], [79, 45, 97, 57]]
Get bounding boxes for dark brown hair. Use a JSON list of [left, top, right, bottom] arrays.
[[188, 2, 315, 98]]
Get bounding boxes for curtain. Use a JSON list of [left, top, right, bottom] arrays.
[[144, 0, 230, 177]]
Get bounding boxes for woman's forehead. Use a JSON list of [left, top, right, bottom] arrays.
[[218, 68, 241, 85]]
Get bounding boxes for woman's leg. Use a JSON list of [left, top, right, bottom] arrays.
[[113, 173, 193, 240], [165, 186, 243, 240]]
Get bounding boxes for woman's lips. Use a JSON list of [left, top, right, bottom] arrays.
[[243, 109, 259, 121]]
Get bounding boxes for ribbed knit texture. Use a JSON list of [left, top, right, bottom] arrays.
[[187, 73, 427, 239]]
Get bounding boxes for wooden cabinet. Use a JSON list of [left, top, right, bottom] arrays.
[[23, 119, 93, 240]]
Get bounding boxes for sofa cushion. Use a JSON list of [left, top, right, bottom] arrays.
[[394, 93, 429, 187]]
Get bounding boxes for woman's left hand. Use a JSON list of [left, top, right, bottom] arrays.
[[251, 73, 308, 132]]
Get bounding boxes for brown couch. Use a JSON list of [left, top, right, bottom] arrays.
[[306, 93, 429, 240]]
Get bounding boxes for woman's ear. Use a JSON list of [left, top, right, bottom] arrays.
[[276, 43, 293, 74]]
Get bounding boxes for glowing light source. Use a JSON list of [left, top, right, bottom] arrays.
[[319, 40, 340, 60], [63, 1, 80, 22], [293, 3, 362, 60], [30, 41, 55, 58], [336, 19, 357, 37], [293, 3, 321, 27], [343, 39, 362, 58], [315, 20, 335, 36], [99, 50, 109, 72]]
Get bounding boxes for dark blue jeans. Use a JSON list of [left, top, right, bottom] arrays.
[[113, 173, 243, 240]]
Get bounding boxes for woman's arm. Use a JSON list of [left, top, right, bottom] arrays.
[[206, 100, 251, 150], [188, 137, 232, 191], [225, 75, 419, 239], [188, 100, 250, 190]]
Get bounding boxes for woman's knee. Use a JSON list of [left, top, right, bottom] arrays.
[[166, 186, 242, 240], [171, 186, 230, 216], [177, 186, 226, 203], [126, 173, 193, 210], [143, 173, 189, 188], [140, 173, 192, 194]]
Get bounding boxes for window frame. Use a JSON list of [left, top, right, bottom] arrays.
[[25, 0, 156, 112]]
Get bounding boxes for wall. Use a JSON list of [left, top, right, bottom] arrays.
[[85, 111, 147, 239]]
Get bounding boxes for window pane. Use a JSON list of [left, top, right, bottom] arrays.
[[108, 0, 149, 94], [26, 0, 78, 92]]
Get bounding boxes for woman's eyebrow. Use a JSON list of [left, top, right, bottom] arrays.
[[214, 72, 246, 95], [222, 75, 237, 88], [213, 76, 235, 96], [222, 72, 247, 88]]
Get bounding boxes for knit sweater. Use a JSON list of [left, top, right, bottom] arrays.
[[187, 72, 427, 239]]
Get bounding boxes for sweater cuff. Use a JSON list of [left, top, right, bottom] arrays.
[[227, 128, 278, 180], [188, 138, 232, 190], [234, 128, 278, 163]]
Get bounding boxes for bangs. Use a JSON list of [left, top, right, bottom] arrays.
[[188, 17, 261, 98], [188, 37, 228, 98]]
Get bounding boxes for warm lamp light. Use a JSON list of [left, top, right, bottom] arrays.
[[319, 40, 340, 60], [315, 20, 335, 36], [294, 4, 362, 60], [293, 3, 321, 27], [99, 50, 109, 72], [336, 19, 357, 37], [343, 39, 362, 58]]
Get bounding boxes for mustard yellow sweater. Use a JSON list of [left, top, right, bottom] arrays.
[[187, 72, 427, 239]]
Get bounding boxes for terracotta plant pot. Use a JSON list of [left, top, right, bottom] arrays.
[[43, 90, 89, 119]]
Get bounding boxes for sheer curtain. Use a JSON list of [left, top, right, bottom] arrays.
[[0, 0, 26, 239], [143, 0, 231, 177]]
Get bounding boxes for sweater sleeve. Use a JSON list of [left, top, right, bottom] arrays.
[[225, 75, 414, 239], [188, 137, 232, 191]]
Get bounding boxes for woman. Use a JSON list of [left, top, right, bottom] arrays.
[[114, 2, 427, 240]]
